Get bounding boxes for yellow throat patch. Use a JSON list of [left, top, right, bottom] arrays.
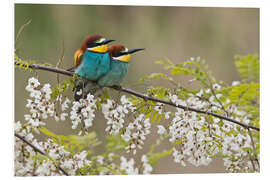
[[114, 54, 131, 62], [88, 45, 108, 53]]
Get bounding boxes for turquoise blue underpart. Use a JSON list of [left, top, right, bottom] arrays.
[[98, 59, 129, 87], [74, 54, 129, 99], [75, 50, 111, 81]]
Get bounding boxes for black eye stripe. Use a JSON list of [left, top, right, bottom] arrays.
[[112, 52, 121, 57], [86, 42, 96, 48], [112, 51, 128, 57], [87, 38, 105, 48]]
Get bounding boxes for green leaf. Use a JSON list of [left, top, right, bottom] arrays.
[[138, 73, 174, 83], [156, 113, 163, 124], [40, 127, 100, 154], [32, 154, 49, 162], [39, 127, 58, 138], [235, 54, 259, 82], [145, 111, 153, 119], [151, 110, 159, 123], [106, 133, 129, 152], [173, 140, 183, 145], [148, 148, 174, 165], [67, 132, 101, 152], [228, 83, 259, 106], [164, 57, 173, 65], [155, 60, 164, 65], [171, 67, 187, 75]]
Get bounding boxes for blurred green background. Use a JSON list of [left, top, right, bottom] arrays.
[[15, 4, 259, 174]]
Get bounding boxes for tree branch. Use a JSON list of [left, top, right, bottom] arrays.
[[14, 60, 260, 131], [15, 133, 69, 176]]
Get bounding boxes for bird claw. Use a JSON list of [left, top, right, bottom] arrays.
[[66, 66, 75, 72]]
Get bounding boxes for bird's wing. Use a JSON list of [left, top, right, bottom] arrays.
[[74, 49, 84, 67]]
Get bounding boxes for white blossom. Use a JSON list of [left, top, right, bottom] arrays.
[[70, 93, 97, 130], [168, 92, 256, 171], [232, 81, 240, 86], [168, 94, 215, 167], [170, 94, 186, 106], [120, 156, 138, 174], [141, 155, 152, 174], [74, 151, 91, 169], [60, 113, 68, 121], [102, 96, 135, 135], [213, 83, 221, 90], [196, 89, 204, 97], [25, 133, 34, 141], [25, 77, 40, 91], [172, 148, 186, 166], [35, 161, 56, 176], [15, 76, 259, 175], [154, 103, 163, 114], [157, 125, 167, 135], [61, 97, 71, 111], [23, 77, 59, 128], [14, 121, 22, 133], [216, 93, 222, 99], [121, 114, 151, 154], [164, 111, 171, 119]]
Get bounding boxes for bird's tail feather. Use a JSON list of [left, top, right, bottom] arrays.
[[74, 79, 102, 101]]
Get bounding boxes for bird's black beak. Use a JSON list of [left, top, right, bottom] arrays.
[[127, 48, 145, 54], [102, 39, 115, 45]]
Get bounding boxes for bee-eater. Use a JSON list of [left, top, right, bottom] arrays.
[[74, 34, 114, 80], [98, 44, 144, 87], [74, 44, 144, 99], [73, 34, 114, 101]]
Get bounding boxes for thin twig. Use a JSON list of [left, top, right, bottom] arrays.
[[55, 40, 65, 120], [197, 61, 229, 116], [14, 61, 260, 131], [247, 128, 260, 171], [249, 154, 256, 172], [15, 19, 32, 51], [15, 133, 69, 176], [15, 60, 73, 76]]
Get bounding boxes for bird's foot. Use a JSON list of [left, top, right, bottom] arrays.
[[66, 67, 75, 72]]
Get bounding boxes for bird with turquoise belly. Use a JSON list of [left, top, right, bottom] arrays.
[[79, 44, 144, 97], [72, 34, 114, 101], [73, 34, 114, 80], [98, 44, 145, 88]]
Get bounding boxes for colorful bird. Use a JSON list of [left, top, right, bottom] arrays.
[[74, 43, 144, 100], [97, 44, 145, 88], [75, 44, 144, 98], [73, 34, 114, 100], [74, 34, 114, 80]]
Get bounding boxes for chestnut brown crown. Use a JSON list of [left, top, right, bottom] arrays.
[[108, 44, 126, 58], [80, 34, 103, 51]]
